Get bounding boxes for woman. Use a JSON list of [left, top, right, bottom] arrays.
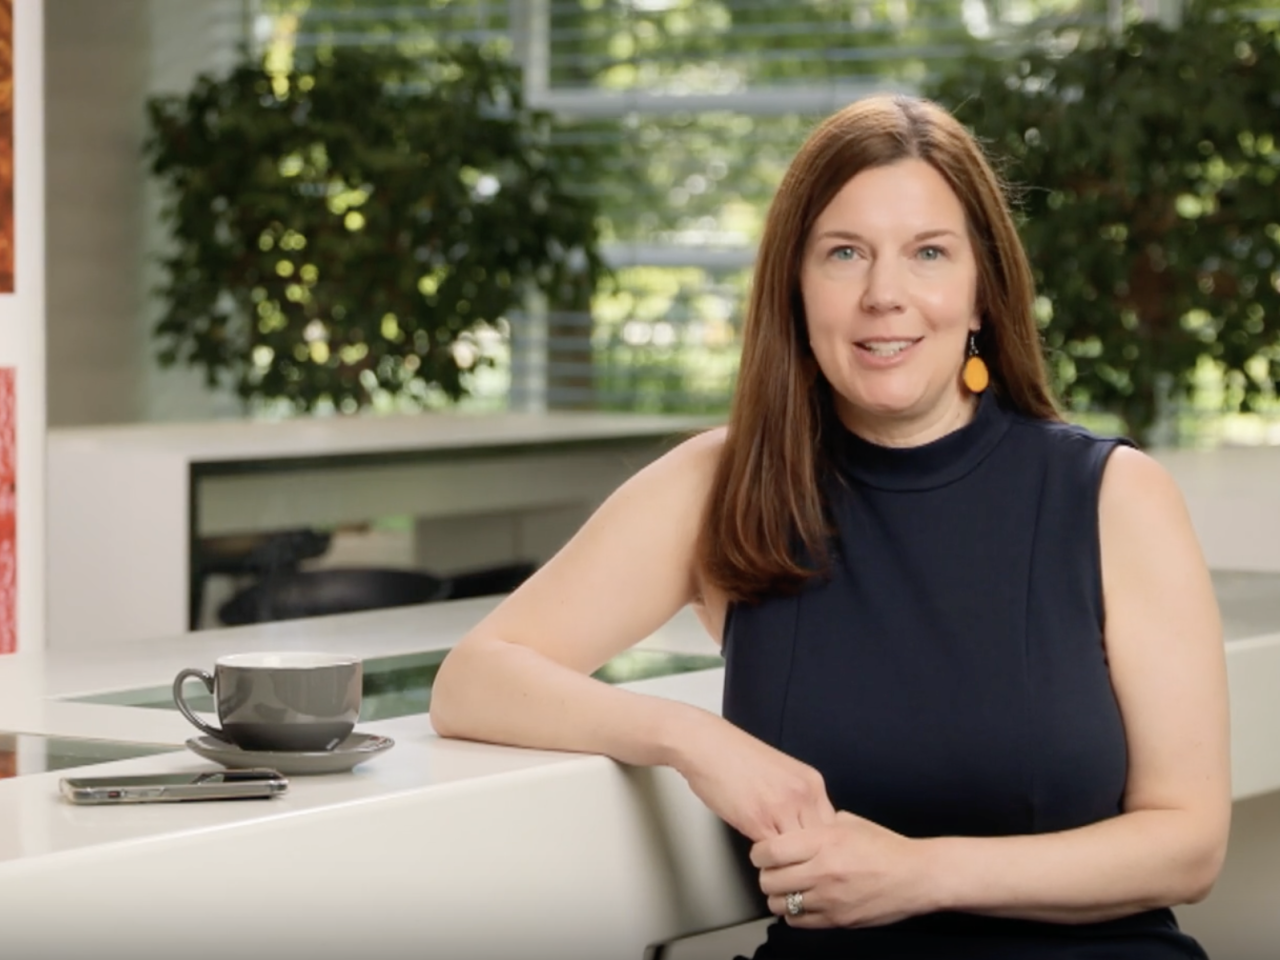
[[430, 95, 1230, 958]]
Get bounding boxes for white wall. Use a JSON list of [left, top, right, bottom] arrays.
[[44, 0, 243, 428]]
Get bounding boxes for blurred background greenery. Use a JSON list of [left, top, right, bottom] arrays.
[[146, 0, 1280, 447]]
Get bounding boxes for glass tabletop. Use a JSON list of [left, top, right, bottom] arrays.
[[68, 647, 726, 724], [0, 732, 176, 780]]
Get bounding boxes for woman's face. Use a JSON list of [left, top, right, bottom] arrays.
[[800, 158, 982, 444]]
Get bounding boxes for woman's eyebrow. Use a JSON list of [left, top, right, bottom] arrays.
[[812, 228, 963, 243]]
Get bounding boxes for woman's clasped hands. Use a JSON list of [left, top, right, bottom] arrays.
[[753, 810, 937, 929], [675, 716, 935, 930]]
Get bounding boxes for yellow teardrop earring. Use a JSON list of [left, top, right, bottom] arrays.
[[962, 332, 990, 394]]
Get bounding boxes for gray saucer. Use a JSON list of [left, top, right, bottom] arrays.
[[185, 732, 395, 775]]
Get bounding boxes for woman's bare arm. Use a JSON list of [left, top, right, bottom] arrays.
[[920, 446, 1231, 921], [429, 429, 723, 759], [429, 428, 836, 839]]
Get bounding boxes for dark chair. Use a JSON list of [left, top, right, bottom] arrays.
[[216, 560, 537, 627], [190, 528, 333, 629]]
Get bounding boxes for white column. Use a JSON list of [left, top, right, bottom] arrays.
[[0, 0, 45, 654]]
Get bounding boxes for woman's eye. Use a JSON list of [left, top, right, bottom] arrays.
[[830, 246, 858, 261], [917, 245, 946, 261]]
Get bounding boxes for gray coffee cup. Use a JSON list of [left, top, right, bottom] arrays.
[[173, 652, 362, 752]]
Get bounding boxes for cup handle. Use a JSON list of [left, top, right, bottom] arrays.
[[172, 668, 231, 742]]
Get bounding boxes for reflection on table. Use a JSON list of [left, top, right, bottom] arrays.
[[0, 732, 172, 780]]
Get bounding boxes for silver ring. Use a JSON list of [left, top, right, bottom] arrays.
[[785, 891, 804, 917]]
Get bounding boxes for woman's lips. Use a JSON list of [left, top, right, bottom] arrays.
[[852, 337, 923, 366]]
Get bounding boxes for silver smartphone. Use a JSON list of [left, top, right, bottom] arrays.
[[59, 768, 289, 804]]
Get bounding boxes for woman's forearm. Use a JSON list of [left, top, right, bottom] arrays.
[[433, 634, 841, 843], [921, 807, 1227, 924], [429, 635, 714, 769]]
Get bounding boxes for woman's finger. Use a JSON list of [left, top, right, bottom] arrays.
[[751, 827, 822, 869], [758, 862, 812, 897], [766, 890, 824, 927]]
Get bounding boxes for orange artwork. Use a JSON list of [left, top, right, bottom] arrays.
[[0, 0, 11, 292], [0, 369, 12, 653]]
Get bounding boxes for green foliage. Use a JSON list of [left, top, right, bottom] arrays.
[[250, 0, 1105, 415], [144, 45, 604, 412], [926, 3, 1280, 443]]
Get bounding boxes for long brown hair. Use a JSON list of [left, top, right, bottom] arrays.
[[697, 95, 1059, 604]]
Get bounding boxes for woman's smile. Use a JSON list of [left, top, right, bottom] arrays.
[[852, 337, 924, 365]]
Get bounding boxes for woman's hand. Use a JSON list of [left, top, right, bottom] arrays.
[[672, 713, 836, 843], [752, 811, 936, 928]]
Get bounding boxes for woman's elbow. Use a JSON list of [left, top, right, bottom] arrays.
[[427, 646, 472, 738], [1180, 868, 1219, 906], [1183, 842, 1228, 905], [1177, 816, 1230, 905]]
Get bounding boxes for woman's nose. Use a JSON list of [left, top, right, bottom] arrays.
[[860, 260, 906, 314]]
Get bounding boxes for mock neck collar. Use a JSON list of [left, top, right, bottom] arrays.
[[830, 390, 1011, 492]]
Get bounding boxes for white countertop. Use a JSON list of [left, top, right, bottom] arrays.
[[0, 597, 722, 863], [0, 599, 749, 958], [1, 585, 1279, 956], [5, 576, 1280, 866], [47, 409, 717, 462]]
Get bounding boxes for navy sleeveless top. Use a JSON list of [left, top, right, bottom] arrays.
[[722, 392, 1209, 959]]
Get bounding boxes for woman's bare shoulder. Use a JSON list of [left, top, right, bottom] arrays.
[[460, 424, 731, 665], [664, 425, 727, 472], [625, 425, 727, 508], [1098, 445, 1187, 529]]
